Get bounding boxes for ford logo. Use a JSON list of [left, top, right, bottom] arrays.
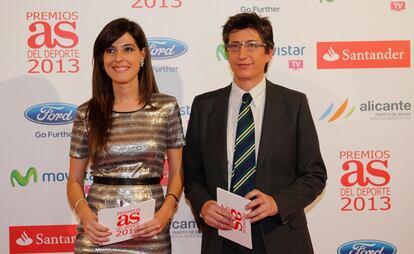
[[24, 103, 77, 125], [338, 240, 397, 254], [148, 37, 188, 60]]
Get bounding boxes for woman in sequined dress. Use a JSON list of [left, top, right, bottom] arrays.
[[67, 18, 185, 254]]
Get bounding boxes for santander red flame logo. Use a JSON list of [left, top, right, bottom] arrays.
[[317, 40, 410, 69]]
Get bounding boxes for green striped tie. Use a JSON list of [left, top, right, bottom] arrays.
[[230, 93, 256, 196]]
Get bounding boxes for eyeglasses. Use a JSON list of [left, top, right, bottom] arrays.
[[226, 41, 266, 52]]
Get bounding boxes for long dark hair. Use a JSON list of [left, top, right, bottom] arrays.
[[87, 18, 158, 163]]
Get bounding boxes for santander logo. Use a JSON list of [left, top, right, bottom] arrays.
[[9, 225, 77, 253], [322, 47, 340, 62], [317, 40, 410, 69], [16, 231, 33, 246]]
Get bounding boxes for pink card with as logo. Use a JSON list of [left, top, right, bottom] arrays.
[[217, 188, 252, 249], [98, 198, 155, 245]]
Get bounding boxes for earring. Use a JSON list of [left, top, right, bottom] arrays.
[[140, 60, 144, 67]]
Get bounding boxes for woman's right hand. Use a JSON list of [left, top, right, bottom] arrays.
[[67, 158, 110, 244], [78, 206, 112, 245]]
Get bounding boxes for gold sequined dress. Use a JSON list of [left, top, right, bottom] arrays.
[[69, 93, 185, 254]]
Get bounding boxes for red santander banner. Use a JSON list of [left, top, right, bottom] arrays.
[[317, 40, 410, 69], [9, 225, 77, 253]]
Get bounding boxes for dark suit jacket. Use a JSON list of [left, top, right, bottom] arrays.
[[183, 80, 327, 254]]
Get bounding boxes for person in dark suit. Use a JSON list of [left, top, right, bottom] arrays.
[[183, 12, 327, 254]]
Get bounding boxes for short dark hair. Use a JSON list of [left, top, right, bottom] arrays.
[[222, 12, 274, 72]]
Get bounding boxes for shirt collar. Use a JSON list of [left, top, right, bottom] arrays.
[[231, 77, 266, 108]]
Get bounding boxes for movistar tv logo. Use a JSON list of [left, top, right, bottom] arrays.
[[216, 44, 228, 61], [319, 99, 355, 122], [10, 167, 91, 187], [391, 1, 406, 11], [10, 167, 38, 187]]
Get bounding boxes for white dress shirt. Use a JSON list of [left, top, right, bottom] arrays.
[[226, 78, 266, 190]]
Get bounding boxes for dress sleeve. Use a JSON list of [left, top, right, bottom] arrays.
[[166, 99, 185, 149], [69, 106, 89, 159]]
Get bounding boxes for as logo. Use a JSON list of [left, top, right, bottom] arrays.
[[10, 167, 38, 187], [117, 212, 141, 226], [319, 99, 355, 122], [27, 21, 79, 49], [216, 44, 228, 61], [230, 208, 246, 233], [341, 160, 390, 187]]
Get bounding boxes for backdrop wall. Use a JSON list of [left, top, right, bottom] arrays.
[[1, 0, 412, 253]]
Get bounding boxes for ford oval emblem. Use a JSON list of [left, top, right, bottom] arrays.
[[24, 103, 77, 125], [338, 240, 397, 254], [148, 37, 188, 60]]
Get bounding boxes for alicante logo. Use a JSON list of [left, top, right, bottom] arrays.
[[10, 167, 38, 187], [216, 44, 228, 61], [319, 99, 355, 122]]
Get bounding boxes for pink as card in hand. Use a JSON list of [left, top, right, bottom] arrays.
[[216, 188, 252, 249], [98, 198, 155, 245]]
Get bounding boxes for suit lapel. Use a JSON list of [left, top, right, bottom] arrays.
[[207, 85, 231, 186], [257, 81, 286, 171]]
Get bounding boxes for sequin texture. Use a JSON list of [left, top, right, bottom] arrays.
[[69, 93, 185, 253]]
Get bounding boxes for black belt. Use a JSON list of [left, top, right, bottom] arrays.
[[93, 176, 161, 185]]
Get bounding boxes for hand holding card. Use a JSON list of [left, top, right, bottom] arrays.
[[98, 199, 155, 245], [216, 188, 252, 249]]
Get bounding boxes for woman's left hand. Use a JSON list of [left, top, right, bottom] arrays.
[[132, 209, 172, 238]]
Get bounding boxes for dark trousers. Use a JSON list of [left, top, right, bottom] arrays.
[[221, 223, 266, 254]]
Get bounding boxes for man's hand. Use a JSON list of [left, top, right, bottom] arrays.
[[245, 189, 278, 223], [200, 200, 233, 230]]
